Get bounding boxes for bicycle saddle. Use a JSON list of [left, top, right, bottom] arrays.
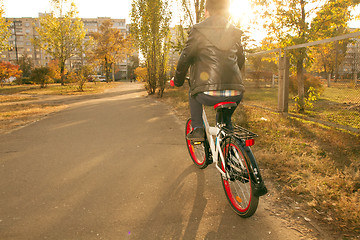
[[214, 102, 237, 110]]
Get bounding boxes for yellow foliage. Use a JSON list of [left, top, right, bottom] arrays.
[[134, 67, 147, 82]]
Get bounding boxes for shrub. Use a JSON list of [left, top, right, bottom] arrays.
[[76, 65, 94, 91], [289, 73, 324, 97], [30, 67, 53, 88], [65, 72, 77, 84], [14, 77, 34, 85], [293, 87, 321, 111]]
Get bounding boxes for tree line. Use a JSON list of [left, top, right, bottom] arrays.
[[0, 0, 132, 90], [131, 0, 359, 111], [0, 0, 359, 106]]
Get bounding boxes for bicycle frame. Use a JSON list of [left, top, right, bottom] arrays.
[[201, 107, 229, 179], [187, 106, 268, 217]]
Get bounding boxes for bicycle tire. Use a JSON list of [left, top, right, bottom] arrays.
[[185, 118, 209, 169], [220, 137, 259, 217]]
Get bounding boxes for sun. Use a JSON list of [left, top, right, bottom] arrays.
[[229, 0, 252, 23], [229, 0, 267, 43]]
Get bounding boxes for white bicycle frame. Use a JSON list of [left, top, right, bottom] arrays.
[[201, 107, 230, 179]]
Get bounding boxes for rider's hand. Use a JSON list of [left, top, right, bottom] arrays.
[[170, 77, 175, 87]]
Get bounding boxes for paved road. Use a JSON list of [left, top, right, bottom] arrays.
[[0, 83, 309, 239]]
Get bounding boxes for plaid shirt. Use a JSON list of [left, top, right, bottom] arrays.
[[203, 90, 242, 97]]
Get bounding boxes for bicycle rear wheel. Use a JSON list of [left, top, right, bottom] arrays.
[[185, 118, 209, 169], [221, 137, 259, 217]]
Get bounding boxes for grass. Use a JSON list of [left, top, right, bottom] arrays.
[[0, 95, 36, 103], [0, 104, 67, 133], [243, 87, 278, 109], [243, 85, 360, 130], [0, 82, 121, 133], [322, 87, 360, 104], [313, 86, 360, 129], [0, 82, 120, 96], [163, 85, 360, 234], [249, 108, 360, 232]]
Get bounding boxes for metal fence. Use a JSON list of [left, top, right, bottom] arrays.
[[243, 32, 360, 132]]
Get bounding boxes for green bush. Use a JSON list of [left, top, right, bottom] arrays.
[[30, 67, 53, 88], [14, 77, 34, 85]]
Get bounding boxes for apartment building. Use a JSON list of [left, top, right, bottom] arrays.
[[82, 17, 129, 79], [2, 15, 131, 80], [342, 37, 360, 80], [2, 17, 45, 66]]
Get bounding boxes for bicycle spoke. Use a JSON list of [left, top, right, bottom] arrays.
[[221, 137, 259, 217], [234, 181, 250, 207], [185, 118, 209, 169]]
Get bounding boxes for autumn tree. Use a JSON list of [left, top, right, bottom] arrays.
[[0, 0, 10, 52], [171, 0, 206, 54], [131, 0, 172, 95], [309, 41, 348, 80], [18, 54, 34, 79], [310, 0, 355, 80], [48, 59, 62, 81], [89, 20, 129, 82], [172, 1, 253, 57], [33, 0, 86, 85], [0, 61, 22, 87], [178, 0, 206, 26], [251, 0, 359, 111], [158, 34, 171, 97], [127, 55, 140, 81]]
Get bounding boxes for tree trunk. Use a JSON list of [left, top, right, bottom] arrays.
[[112, 63, 115, 82], [104, 56, 110, 83], [297, 0, 306, 112], [60, 61, 65, 86], [149, 41, 157, 94], [195, 0, 200, 23], [297, 58, 305, 112], [335, 41, 339, 82]]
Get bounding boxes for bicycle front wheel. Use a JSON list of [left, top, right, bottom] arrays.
[[221, 137, 259, 217], [185, 118, 209, 169]]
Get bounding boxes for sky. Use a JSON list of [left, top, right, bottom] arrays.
[[2, 0, 360, 43], [2, 0, 265, 41], [3, 0, 133, 21]]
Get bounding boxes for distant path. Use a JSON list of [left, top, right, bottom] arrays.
[[0, 82, 320, 239]]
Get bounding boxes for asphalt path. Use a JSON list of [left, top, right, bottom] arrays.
[[0, 83, 310, 239]]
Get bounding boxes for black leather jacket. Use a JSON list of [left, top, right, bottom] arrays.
[[174, 16, 245, 96]]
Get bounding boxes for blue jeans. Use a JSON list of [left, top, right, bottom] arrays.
[[189, 92, 243, 128]]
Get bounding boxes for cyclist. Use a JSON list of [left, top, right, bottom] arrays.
[[171, 0, 245, 142]]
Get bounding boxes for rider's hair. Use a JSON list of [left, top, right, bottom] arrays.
[[205, 0, 230, 17]]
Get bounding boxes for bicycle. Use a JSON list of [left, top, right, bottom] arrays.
[[185, 102, 268, 217]]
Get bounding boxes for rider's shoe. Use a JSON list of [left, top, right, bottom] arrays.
[[186, 127, 205, 142]]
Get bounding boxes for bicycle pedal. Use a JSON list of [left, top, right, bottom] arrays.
[[192, 141, 202, 145]]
